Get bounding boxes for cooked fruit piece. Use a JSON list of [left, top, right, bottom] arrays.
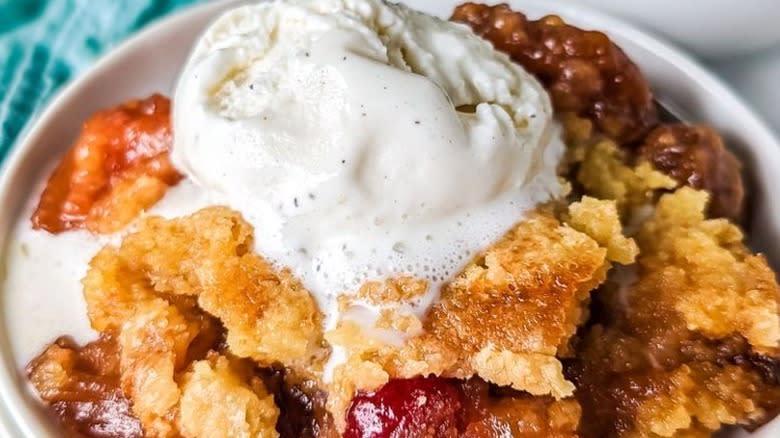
[[451, 3, 658, 144], [569, 188, 780, 437], [31, 94, 181, 234], [261, 368, 337, 438], [27, 333, 143, 438], [638, 124, 745, 221], [343, 376, 581, 438], [344, 377, 463, 438], [459, 378, 581, 438]]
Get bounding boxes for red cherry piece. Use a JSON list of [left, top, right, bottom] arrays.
[[345, 377, 463, 438]]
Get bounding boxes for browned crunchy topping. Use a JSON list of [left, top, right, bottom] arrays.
[[178, 354, 279, 438], [324, 201, 629, 430], [423, 208, 614, 391], [569, 188, 780, 437], [32, 207, 328, 437], [451, 3, 658, 144], [638, 124, 745, 221], [83, 207, 327, 372]]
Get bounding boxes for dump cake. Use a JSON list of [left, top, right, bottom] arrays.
[[6, 0, 778, 437]]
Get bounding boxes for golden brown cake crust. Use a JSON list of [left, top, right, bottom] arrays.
[[324, 200, 630, 430], [423, 209, 613, 392], [73, 207, 325, 436], [569, 188, 780, 438], [179, 355, 280, 438], [84, 207, 327, 371]]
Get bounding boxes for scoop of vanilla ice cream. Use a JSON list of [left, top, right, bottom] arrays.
[[173, 0, 563, 328]]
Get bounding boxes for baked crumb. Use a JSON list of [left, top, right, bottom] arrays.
[[325, 202, 631, 430], [354, 277, 429, 306], [69, 207, 326, 435], [577, 140, 677, 211], [85, 207, 327, 371], [638, 188, 779, 348], [117, 298, 205, 436], [570, 188, 780, 437], [567, 196, 638, 265], [179, 355, 279, 438], [424, 209, 612, 392]]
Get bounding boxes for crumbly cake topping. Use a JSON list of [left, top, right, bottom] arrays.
[[570, 188, 780, 437], [84, 207, 327, 372], [323, 198, 631, 429]]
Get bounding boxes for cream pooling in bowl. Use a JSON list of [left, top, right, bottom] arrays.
[[172, 0, 564, 327]]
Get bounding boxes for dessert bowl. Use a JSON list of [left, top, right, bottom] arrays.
[[1, 0, 780, 437], [554, 0, 780, 59]]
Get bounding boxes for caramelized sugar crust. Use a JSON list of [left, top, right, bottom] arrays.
[[568, 188, 780, 437], [451, 3, 658, 144], [31, 94, 181, 234], [638, 124, 745, 222]]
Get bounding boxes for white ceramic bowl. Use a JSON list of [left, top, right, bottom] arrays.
[[1, 0, 780, 436], [714, 47, 780, 135], [558, 0, 780, 59]]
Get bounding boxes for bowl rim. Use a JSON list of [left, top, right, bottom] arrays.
[[2, 0, 780, 436]]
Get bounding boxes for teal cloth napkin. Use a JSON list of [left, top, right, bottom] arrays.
[[0, 0, 208, 163]]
